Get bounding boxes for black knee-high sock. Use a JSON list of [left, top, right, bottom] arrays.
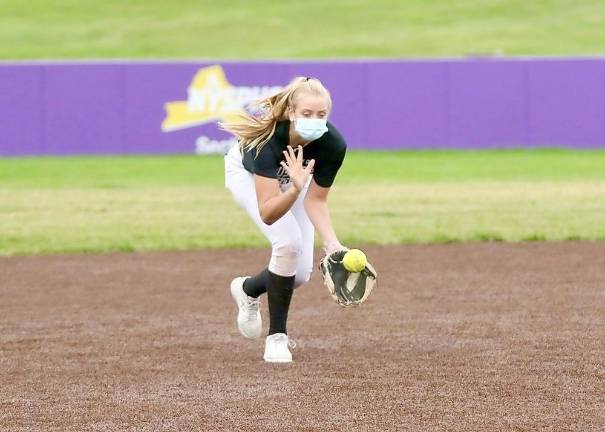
[[266, 270, 295, 335], [243, 268, 269, 298]]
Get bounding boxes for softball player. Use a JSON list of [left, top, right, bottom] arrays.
[[221, 76, 346, 363]]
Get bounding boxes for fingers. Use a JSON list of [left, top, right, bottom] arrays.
[[287, 146, 297, 164], [282, 148, 293, 167], [282, 146, 313, 183], [304, 159, 315, 173], [279, 160, 291, 175], [283, 146, 304, 168], [288, 146, 298, 161], [296, 145, 303, 163]]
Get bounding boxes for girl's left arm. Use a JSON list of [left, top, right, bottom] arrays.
[[303, 179, 344, 254]]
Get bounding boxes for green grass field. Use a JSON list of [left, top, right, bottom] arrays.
[[2, 150, 605, 256], [2, 2, 605, 255], [2, 0, 605, 60]]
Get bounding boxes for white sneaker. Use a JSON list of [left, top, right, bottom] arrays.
[[263, 333, 295, 363], [230, 276, 262, 339]]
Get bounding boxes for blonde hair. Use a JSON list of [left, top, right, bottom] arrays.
[[219, 76, 332, 153]]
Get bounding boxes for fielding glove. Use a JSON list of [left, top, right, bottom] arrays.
[[319, 249, 377, 307]]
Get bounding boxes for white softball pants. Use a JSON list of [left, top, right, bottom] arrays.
[[224, 144, 314, 287]]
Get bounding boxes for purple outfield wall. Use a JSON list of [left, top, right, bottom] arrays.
[[1, 58, 605, 156]]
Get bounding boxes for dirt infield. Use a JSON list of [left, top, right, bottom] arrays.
[[1, 243, 604, 431]]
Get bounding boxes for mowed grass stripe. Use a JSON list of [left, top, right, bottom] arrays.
[[2, 0, 605, 59], [1, 179, 604, 255], [2, 150, 605, 188]]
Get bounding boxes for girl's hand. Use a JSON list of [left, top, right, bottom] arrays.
[[324, 240, 347, 256], [280, 145, 315, 192]]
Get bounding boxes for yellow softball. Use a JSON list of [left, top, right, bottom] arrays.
[[342, 249, 367, 273]]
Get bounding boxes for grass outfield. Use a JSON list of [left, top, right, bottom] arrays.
[[1, 150, 605, 256], [2, 0, 605, 60]]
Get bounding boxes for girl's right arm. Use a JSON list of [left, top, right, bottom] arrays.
[[255, 176, 299, 225], [256, 145, 315, 225]]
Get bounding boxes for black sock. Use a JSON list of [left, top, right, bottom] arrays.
[[266, 270, 295, 335], [242, 268, 269, 298]]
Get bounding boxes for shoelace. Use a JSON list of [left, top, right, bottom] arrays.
[[245, 296, 260, 309], [287, 338, 297, 349], [244, 297, 260, 321], [273, 334, 297, 349]]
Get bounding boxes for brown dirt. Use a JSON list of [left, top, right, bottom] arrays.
[[1, 243, 604, 431]]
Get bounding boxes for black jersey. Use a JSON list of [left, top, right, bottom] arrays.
[[241, 120, 347, 188]]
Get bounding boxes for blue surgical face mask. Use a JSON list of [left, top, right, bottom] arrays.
[[294, 118, 328, 141]]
